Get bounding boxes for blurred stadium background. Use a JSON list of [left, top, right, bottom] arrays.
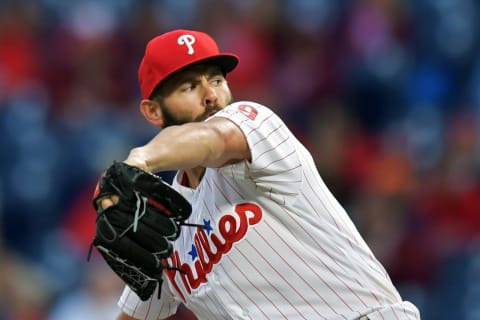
[[0, 0, 479, 319]]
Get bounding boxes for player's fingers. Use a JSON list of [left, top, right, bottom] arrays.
[[100, 195, 119, 209]]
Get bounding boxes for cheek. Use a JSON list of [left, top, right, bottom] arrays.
[[174, 98, 206, 121], [218, 86, 233, 104], [166, 95, 197, 112]]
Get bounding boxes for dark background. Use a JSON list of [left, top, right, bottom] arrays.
[[0, 0, 479, 319]]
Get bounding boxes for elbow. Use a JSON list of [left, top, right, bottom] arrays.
[[202, 123, 248, 167], [203, 126, 228, 167]]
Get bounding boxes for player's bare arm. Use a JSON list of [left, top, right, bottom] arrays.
[[99, 117, 249, 209], [125, 114, 251, 172]]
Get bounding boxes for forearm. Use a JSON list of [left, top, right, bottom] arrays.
[[126, 122, 226, 172]]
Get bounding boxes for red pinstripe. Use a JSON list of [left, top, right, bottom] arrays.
[[225, 255, 286, 319], [278, 196, 384, 306], [242, 234, 331, 318]]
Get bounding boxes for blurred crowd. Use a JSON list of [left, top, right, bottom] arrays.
[[0, 0, 479, 319]]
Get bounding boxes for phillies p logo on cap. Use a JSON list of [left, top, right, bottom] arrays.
[[137, 29, 239, 99], [177, 34, 196, 55]]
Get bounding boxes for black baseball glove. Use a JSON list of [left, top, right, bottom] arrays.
[[89, 161, 191, 301]]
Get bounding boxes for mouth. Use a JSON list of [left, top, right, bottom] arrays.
[[196, 109, 220, 122], [206, 109, 220, 117]]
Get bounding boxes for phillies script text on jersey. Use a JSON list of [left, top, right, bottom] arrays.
[[164, 203, 263, 302]]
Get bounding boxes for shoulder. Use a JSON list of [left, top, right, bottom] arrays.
[[223, 100, 273, 116], [212, 101, 280, 126]]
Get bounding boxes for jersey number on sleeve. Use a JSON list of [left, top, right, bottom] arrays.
[[238, 104, 258, 121]]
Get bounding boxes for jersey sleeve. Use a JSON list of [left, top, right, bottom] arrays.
[[211, 101, 303, 204], [118, 280, 180, 320]]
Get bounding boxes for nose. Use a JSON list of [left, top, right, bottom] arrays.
[[202, 81, 218, 106]]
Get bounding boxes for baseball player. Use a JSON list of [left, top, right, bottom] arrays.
[[99, 29, 421, 320]]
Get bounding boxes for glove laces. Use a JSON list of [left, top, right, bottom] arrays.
[[133, 191, 147, 233]]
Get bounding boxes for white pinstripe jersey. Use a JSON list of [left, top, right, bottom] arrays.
[[118, 101, 420, 320]]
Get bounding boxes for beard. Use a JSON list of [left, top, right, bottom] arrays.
[[160, 105, 189, 127], [160, 94, 234, 128]]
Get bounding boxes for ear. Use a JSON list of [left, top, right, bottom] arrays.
[[139, 99, 164, 127]]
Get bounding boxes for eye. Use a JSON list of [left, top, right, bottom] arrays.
[[180, 83, 196, 92], [210, 77, 224, 86]]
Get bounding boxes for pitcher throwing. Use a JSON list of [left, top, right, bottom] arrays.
[[93, 29, 421, 320]]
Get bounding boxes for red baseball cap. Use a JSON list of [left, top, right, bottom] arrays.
[[138, 29, 239, 99]]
